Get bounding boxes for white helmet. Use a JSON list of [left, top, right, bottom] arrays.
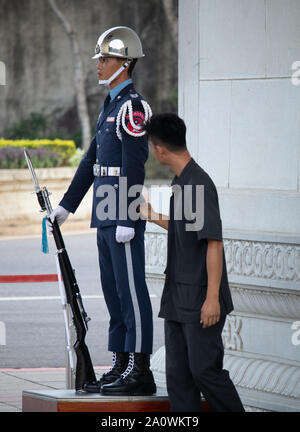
[[92, 26, 144, 60]]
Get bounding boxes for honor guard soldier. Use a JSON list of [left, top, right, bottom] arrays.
[[48, 26, 156, 396]]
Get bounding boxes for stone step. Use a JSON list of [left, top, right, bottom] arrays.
[[22, 388, 211, 412]]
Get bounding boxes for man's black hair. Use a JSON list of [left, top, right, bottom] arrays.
[[128, 59, 138, 77], [117, 58, 137, 77], [142, 113, 187, 152]]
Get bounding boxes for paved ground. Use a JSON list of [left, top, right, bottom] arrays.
[[0, 366, 107, 412], [0, 231, 165, 412], [0, 231, 164, 366]]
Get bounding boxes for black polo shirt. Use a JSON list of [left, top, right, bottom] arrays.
[[158, 158, 234, 323]]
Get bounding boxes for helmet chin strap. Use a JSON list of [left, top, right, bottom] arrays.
[[98, 60, 131, 86]]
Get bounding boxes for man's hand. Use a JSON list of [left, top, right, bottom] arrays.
[[140, 202, 156, 222], [47, 205, 70, 233], [115, 226, 135, 243], [200, 297, 221, 328], [139, 202, 169, 230]]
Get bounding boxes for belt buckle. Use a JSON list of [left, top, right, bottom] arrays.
[[93, 164, 100, 177]]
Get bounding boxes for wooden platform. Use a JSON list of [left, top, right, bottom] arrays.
[[22, 388, 170, 412], [22, 389, 212, 412]]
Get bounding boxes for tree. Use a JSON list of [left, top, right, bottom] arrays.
[[162, 0, 178, 44], [48, 0, 91, 150]]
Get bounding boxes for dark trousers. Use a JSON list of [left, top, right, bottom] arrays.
[[97, 222, 153, 354], [164, 317, 245, 412]]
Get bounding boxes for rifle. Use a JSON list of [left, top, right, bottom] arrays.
[[24, 148, 96, 392]]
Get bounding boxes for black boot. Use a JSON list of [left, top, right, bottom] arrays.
[[100, 352, 157, 396], [83, 352, 129, 393]]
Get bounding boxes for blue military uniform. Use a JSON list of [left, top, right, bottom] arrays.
[[59, 80, 153, 354]]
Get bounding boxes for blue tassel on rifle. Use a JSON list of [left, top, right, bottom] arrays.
[[42, 216, 49, 254]]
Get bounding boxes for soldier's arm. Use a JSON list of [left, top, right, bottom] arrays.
[[59, 134, 96, 213], [118, 100, 149, 228]]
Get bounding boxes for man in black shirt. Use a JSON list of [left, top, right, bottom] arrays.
[[141, 113, 244, 412]]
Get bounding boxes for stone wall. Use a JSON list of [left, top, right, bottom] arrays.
[[0, 0, 178, 135]]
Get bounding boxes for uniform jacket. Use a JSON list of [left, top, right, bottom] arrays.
[[59, 83, 149, 229]]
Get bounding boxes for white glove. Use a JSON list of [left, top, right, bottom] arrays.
[[115, 226, 135, 243], [47, 205, 70, 233]]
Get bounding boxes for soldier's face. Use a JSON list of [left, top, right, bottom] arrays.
[[97, 57, 125, 81]]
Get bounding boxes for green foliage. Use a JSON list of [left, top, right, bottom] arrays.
[[169, 88, 178, 107], [69, 129, 83, 149], [0, 139, 76, 163], [3, 111, 84, 148], [4, 112, 49, 140], [68, 148, 85, 167], [2, 112, 80, 158], [0, 147, 62, 169], [0, 112, 176, 176]]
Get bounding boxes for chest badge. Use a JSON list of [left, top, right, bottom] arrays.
[[106, 117, 115, 122]]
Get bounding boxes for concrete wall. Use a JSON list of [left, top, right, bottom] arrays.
[[149, 0, 300, 412], [0, 168, 92, 236], [179, 0, 300, 234]]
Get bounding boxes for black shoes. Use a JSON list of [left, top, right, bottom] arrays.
[[100, 352, 157, 396], [84, 351, 129, 393]]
